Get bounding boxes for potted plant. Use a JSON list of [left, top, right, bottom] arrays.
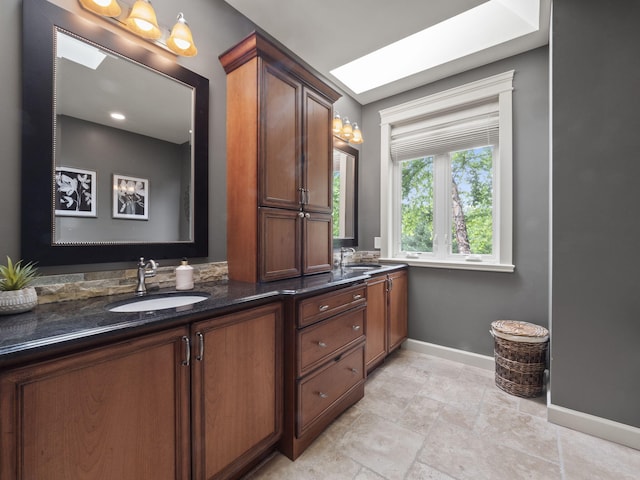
[[0, 257, 39, 315]]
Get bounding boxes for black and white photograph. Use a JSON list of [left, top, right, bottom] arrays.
[[54, 166, 96, 217], [112, 174, 148, 220]]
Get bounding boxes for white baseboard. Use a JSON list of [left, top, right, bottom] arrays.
[[548, 403, 640, 450], [403, 338, 495, 371]]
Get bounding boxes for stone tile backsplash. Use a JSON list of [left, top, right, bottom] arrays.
[[33, 261, 228, 304]]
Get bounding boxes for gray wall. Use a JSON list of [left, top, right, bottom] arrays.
[[360, 47, 550, 356], [0, 0, 256, 272], [551, 0, 640, 428]]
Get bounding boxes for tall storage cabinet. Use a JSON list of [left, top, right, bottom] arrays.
[[220, 32, 341, 283]]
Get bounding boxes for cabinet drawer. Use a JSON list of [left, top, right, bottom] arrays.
[[298, 284, 366, 328], [297, 345, 364, 436], [298, 306, 365, 376]]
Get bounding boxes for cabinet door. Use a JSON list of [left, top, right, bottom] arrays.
[[366, 275, 388, 370], [260, 62, 302, 210], [260, 207, 302, 281], [0, 327, 191, 480], [191, 303, 282, 480], [302, 88, 333, 214], [302, 212, 332, 275], [388, 270, 409, 352]]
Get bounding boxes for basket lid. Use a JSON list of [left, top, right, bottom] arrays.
[[491, 320, 549, 343]]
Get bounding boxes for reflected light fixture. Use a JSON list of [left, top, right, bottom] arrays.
[[78, 0, 121, 17], [333, 113, 364, 145], [125, 0, 161, 40], [166, 13, 197, 57]]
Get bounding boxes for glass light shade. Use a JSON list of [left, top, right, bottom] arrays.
[[78, 0, 121, 17], [167, 13, 198, 57], [125, 0, 161, 40], [332, 113, 343, 134], [350, 123, 364, 144], [341, 117, 353, 138]]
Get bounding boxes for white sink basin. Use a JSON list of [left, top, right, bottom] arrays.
[[108, 294, 209, 313]]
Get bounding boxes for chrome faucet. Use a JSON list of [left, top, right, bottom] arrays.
[[340, 247, 356, 268], [135, 257, 158, 296]]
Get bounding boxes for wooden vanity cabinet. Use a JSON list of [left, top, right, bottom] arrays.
[[220, 32, 340, 283], [365, 268, 409, 373], [0, 302, 283, 480], [281, 283, 367, 460], [191, 303, 283, 480], [0, 326, 191, 480]]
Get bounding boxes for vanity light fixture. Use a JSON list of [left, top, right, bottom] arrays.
[[78, 0, 121, 17], [125, 0, 161, 40], [77, 0, 198, 57], [333, 113, 364, 145], [166, 13, 197, 57]]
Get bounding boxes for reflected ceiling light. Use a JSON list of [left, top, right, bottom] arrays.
[[110, 112, 126, 120], [78, 0, 121, 17], [125, 0, 161, 40], [333, 113, 364, 145], [166, 13, 197, 57]]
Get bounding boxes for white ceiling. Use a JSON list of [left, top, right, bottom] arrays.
[[224, 0, 551, 105]]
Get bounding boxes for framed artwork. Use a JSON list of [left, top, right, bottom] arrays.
[[113, 174, 149, 220], [55, 166, 97, 217]]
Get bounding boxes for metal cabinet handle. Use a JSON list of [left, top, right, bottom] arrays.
[[298, 211, 305, 218], [353, 294, 362, 300], [351, 368, 359, 374], [299, 187, 305, 205], [196, 332, 204, 361], [181, 336, 191, 366], [303, 188, 309, 205], [304, 212, 310, 218], [352, 325, 361, 331], [318, 392, 328, 399], [317, 341, 327, 348], [319, 304, 329, 312]]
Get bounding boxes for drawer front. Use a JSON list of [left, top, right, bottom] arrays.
[[297, 345, 364, 436], [298, 306, 365, 376], [298, 284, 366, 328]]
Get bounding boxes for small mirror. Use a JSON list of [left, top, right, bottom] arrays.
[[332, 137, 358, 248]]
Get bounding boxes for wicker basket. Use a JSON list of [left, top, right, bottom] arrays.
[[491, 320, 549, 398]]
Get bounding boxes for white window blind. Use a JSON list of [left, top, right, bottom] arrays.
[[390, 102, 499, 162]]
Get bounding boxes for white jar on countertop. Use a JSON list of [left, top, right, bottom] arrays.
[[175, 258, 194, 290]]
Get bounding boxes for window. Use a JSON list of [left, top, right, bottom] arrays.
[[380, 71, 514, 272]]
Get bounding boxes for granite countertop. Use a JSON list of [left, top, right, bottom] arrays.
[[0, 264, 405, 368]]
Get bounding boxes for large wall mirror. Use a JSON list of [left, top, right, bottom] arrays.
[[332, 137, 358, 248], [22, 0, 209, 266]]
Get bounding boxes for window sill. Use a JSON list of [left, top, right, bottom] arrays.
[[379, 257, 515, 273]]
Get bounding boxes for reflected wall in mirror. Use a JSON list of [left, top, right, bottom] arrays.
[[22, 0, 209, 266], [332, 137, 358, 248]]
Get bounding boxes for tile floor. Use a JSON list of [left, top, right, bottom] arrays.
[[245, 348, 640, 480]]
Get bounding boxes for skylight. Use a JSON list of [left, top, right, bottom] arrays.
[[56, 31, 107, 70], [330, 0, 539, 94]]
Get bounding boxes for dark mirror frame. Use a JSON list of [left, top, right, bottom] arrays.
[[21, 0, 209, 266], [332, 137, 359, 249]]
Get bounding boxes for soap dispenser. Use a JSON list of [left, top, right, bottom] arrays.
[[175, 258, 194, 290]]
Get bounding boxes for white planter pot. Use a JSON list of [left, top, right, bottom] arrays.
[[0, 287, 38, 315]]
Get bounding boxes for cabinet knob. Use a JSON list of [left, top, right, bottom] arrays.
[[317, 341, 328, 348], [353, 294, 362, 300], [352, 325, 361, 331], [305, 212, 310, 218], [298, 211, 305, 218], [319, 304, 329, 312], [318, 392, 328, 399]]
